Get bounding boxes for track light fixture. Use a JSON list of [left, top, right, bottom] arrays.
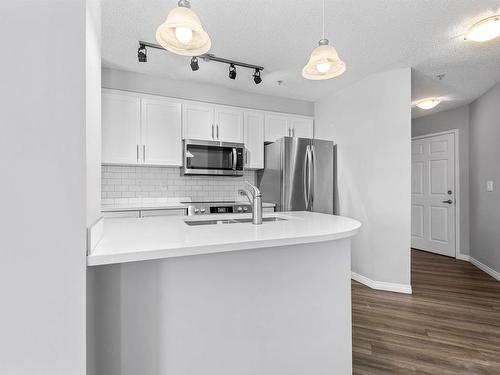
[[190, 57, 199, 71], [138, 44, 147, 62], [228, 64, 237, 80], [138, 41, 265, 83], [253, 69, 262, 84]]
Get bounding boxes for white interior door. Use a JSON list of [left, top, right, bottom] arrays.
[[411, 133, 456, 257]]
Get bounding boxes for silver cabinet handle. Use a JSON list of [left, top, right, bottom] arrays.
[[442, 199, 453, 204], [136, 144, 139, 162], [211, 124, 214, 139], [216, 125, 219, 140], [143, 145, 146, 162], [292, 127, 295, 137], [245, 150, 248, 165]]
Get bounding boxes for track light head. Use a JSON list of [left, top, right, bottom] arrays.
[[229, 64, 237, 80], [190, 57, 199, 71], [138, 44, 147, 62], [253, 69, 262, 84]]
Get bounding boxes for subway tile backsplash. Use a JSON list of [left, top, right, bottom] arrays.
[[101, 165, 256, 207]]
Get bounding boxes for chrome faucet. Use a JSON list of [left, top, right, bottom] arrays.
[[238, 181, 262, 225]]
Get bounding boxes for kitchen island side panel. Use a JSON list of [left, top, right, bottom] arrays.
[[92, 240, 352, 375]]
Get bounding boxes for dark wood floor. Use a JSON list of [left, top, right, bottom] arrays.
[[352, 249, 500, 375]]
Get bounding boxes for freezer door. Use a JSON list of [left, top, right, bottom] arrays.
[[283, 137, 310, 211], [311, 139, 335, 214]]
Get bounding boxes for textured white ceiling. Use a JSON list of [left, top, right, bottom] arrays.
[[102, 0, 500, 117]]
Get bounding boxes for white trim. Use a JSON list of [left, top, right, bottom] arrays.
[[351, 272, 413, 294], [469, 257, 500, 282], [411, 129, 461, 259], [456, 253, 470, 261], [87, 217, 104, 255]]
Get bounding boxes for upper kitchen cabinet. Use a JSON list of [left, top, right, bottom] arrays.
[[264, 113, 289, 142], [102, 91, 141, 164], [182, 103, 244, 143], [102, 90, 182, 166], [215, 107, 244, 143], [264, 113, 314, 142], [182, 103, 215, 141], [243, 111, 265, 169], [141, 98, 182, 166], [290, 117, 314, 138]]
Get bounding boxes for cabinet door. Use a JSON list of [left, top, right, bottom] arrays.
[[141, 98, 182, 166], [215, 107, 244, 143], [102, 91, 141, 164], [244, 111, 264, 169], [182, 103, 214, 141], [290, 117, 313, 138], [265, 113, 290, 142]]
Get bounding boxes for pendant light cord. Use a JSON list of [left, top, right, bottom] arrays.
[[322, 0, 325, 39]]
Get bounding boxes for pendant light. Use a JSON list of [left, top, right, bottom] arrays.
[[302, 0, 346, 80], [156, 0, 211, 56]]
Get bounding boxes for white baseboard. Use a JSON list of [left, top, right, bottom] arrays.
[[469, 257, 500, 282], [351, 272, 412, 294], [456, 253, 470, 261]]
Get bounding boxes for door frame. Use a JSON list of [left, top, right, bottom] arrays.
[[411, 129, 460, 259]]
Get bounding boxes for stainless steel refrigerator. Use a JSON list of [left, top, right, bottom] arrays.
[[257, 137, 337, 214]]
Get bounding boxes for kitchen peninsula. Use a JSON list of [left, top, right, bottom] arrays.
[[88, 211, 360, 375]]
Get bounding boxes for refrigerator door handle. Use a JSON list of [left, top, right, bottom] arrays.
[[303, 145, 309, 209], [309, 145, 315, 211]]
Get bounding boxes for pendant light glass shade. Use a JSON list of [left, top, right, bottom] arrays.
[[156, 2, 211, 56], [302, 40, 346, 80]]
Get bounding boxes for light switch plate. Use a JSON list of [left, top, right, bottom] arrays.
[[487, 180, 494, 192]]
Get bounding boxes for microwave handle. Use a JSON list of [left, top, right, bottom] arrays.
[[232, 148, 237, 170]]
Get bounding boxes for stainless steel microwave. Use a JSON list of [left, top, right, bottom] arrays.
[[183, 139, 245, 176]]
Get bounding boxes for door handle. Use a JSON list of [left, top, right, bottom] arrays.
[[303, 146, 309, 209], [308, 145, 314, 210], [232, 148, 237, 170], [442, 199, 453, 204]]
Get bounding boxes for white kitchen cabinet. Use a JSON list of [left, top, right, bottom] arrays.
[[265, 113, 290, 142], [141, 98, 182, 166], [244, 111, 264, 169], [102, 92, 141, 164], [264, 113, 314, 142], [290, 117, 314, 138], [215, 107, 244, 143], [182, 103, 244, 143], [102, 90, 182, 166], [140, 209, 187, 217], [182, 103, 214, 141]]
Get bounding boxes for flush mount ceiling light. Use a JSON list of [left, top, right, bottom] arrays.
[[302, 0, 346, 80], [415, 98, 441, 110], [155, 0, 211, 56], [465, 15, 500, 42]]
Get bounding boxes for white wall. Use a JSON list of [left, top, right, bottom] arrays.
[[469, 82, 500, 275], [315, 68, 412, 288], [102, 68, 314, 116], [412, 105, 470, 255], [0, 1, 86, 374], [87, 0, 102, 226]]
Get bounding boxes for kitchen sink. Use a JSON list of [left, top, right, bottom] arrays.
[[184, 216, 287, 226]]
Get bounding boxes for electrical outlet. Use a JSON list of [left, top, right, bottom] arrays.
[[487, 180, 494, 192]]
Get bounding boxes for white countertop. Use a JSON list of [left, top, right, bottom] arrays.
[[101, 201, 276, 212], [88, 211, 361, 266]]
